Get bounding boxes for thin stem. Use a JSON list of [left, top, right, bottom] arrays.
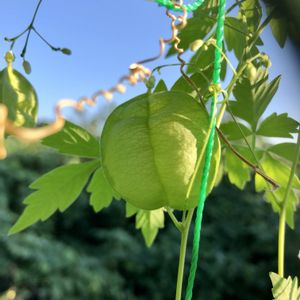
[[32, 27, 60, 51], [166, 207, 183, 232], [277, 128, 300, 277], [175, 209, 194, 300], [226, 0, 244, 14], [19, 0, 44, 57], [278, 209, 286, 277], [217, 129, 279, 188]]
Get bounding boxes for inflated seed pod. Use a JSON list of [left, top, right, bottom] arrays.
[[100, 91, 221, 210]]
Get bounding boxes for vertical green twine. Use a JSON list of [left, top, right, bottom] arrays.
[[184, 1, 226, 300]]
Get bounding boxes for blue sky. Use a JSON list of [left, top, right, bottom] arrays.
[[0, 0, 299, 131]]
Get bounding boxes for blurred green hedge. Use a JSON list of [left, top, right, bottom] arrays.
[[0, 151, 299, 300]]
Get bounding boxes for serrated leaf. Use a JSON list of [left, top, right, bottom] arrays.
[[87, 167, 114, 212], [224, 17, 247, 59], [220, 121, 252, 140], [231, 73, 281, 129], [135, 209, 164, 247], [154, 79, 168, 92], [257, 113, 299, 138], [238, 0, 262, 33], [255, 154, 300, 228], [0, 65, 38, 127], [42, 120, 100, 158], [224, 149, 251, 189], [255, 154, 300, 192], [270, 273, 300, 300], [9, 160, 99, 234], [268, 143, 300, 163]]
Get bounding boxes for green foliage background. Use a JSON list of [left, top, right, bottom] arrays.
[[1, 151, 299, 300]]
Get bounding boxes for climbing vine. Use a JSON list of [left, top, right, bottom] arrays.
[[0, 0, 299, 299]]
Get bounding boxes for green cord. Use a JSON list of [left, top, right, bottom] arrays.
[[184, 0, 226, 299], [154, 0, 205, 12]]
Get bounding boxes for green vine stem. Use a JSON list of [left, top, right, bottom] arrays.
[[175, 209, 194, 300], [278, 128, 300, 277]]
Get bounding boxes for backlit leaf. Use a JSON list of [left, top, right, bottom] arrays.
[[9, 160, 99, 234], [42, 120, 100, 158], [135, 209, 165, 247], [87, 167, 114, 213], [268, 143, 300, 163], [255, 154, 300, 228], [231, 73, 281, 129], [224, 149, 251, 189], [270, 272, 300, 300]]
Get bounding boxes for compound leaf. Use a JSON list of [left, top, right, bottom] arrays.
[[257, 113, 299, 138], [9, 160, 99, 235], [42, 120, 100, 158], [87, 167, 114, 213], [231, 73, 281, 129]]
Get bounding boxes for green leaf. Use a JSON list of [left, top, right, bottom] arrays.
[[238, 0, 262, 33], [87, 167, 114, 212], [270, 273, 300, 300], [187, 44, 227, 81], [0, 65, 38, 127], [224, 149, 251, 189], [268, 143, 300, 163], [42, 120, 100, 158], [9, 160, 99, 234], [255, 154, 300, 192], [171, 72, 210, 98], [257, 113, 299, 138], [135, 209, 165, 247], [154, 79, 168, 92], [187, 44, 215, 74], [220, 121, 252, 140], [231, 73, 281, 129], [224, 17, 247, 59], [167, 16, 215, 57], [269, 11, 288, 48], [255, 154, 300, 228]]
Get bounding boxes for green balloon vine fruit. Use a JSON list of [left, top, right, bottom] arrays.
[[101, 91, 220, 210]]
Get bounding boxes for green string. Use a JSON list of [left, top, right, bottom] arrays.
[[154, 0, 205, 12], [184, 0, 226, 299]]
